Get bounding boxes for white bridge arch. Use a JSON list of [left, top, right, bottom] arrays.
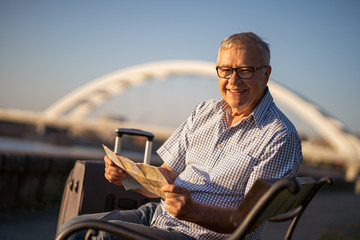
[[44, 60, 360, 181]]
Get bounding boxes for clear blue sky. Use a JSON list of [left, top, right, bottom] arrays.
[[1, 0, 359, 134]]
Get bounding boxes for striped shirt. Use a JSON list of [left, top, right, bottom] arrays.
[[152, 88, 303, 240]]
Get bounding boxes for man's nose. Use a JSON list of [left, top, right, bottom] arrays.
[[228, 71, 242, 85]]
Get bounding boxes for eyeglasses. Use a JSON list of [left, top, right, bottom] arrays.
[[216, 66, 267, 79]]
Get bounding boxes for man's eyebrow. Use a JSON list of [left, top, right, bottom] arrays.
[[218, 65, 253, 68]]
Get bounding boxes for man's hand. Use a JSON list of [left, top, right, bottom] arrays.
[[104, 155, 127, 186], [161, 184, 198, 221], [161, 183, 237, 234]]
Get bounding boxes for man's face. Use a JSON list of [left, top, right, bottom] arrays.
[[217, 43, 271, 116]]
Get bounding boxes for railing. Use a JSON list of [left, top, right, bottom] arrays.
[[0, 153, 78, 209]]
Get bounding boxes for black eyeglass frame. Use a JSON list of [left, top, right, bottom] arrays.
[[216, 65, 268, 79]]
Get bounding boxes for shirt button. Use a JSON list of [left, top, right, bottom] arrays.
[[217, 144, 222, 149]]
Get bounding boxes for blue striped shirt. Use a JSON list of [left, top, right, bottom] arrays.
[[152, 88, 303, 239]]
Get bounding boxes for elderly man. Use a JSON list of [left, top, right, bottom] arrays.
[[59, 32, 303, 240]]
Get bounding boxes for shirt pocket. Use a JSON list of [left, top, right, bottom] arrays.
[[209, 152, 256, 194]]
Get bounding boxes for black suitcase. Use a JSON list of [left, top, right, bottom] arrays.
[[56, 129, 160, 232]]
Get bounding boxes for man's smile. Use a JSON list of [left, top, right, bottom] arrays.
[[227, 88, 247, 94]]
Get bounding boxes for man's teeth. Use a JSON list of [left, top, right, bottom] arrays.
[[228, 89, 244, 93]]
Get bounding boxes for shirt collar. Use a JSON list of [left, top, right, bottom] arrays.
[[252, 86, 273, 129]]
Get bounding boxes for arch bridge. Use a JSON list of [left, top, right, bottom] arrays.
[[44, 60, 360, 182]]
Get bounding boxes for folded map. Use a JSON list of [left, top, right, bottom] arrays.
[[103, 145, 168, 198]]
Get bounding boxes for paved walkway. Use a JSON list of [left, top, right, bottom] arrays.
[[0, 188, 359, 240]]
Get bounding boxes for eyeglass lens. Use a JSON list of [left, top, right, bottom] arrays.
[[217, 67, 254, 79]]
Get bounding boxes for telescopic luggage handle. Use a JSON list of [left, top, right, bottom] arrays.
[[114, 128, 154, 165]]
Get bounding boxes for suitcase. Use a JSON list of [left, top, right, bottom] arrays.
[[56, 128, 160, 232]]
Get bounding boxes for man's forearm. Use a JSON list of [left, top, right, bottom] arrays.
[[184, 202, 237, 233]]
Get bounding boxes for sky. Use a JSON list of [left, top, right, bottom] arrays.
[[0, 0, 360, 134]]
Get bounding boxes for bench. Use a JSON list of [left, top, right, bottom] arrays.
[[56, 176, 333, 240], [228, 176, 333, 239]]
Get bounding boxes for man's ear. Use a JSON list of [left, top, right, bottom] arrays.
[[264, 65, 272, 83]]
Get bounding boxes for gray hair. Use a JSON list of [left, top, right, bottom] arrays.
[[217, 32, 271, 65]]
